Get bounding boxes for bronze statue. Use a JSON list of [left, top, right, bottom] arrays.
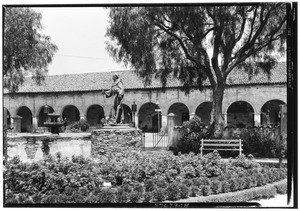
[[104, 73, 124, 124]]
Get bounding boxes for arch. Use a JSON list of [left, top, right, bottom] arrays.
[[122, 104, 132, 124], [167, 102, 190, 126], [4, 107, 11, 128], [86, 104, 105, 127], [227, 101, 254, 128], [261, 99, 286, 127], [38, 105, 55, 127], [195, 102, 212, 125], [16, 106, 33, 132], [138, 102, 161, 132], [62, 105, 80, 124]]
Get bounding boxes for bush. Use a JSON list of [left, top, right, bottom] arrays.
[[175, 116, 206, 154], [190, 186, 200, 197], [143, 192, 153, 202], [152, 188, 166, 202], [178, 183, 189, 199], [129, 191, 140, 203], [116, 187, 128, 203], [228, 178, 239, 192], [221, 181, 230, 193], [202, 185, 211, 196], [165, 182, 181, 201], [144, 179, 155, 192], [275, 183, 287, 194], [68, 119, 90, 132], [210, 180, 222, 194]]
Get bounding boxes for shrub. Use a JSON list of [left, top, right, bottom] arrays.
[[275, 183, 287, 194], [116, 188, 128, 203], [129, 191, 140, 203], [178, 183, 189, 199], [68, 119, 90, 132], [221, 181, 230, 193], [190, 186, 200, 197], [175, 116, 206, 154], [182, 179, 193, 187], [143, 192, 153, 203], [144, 179, 155, 192], [228, 178, 239, 192], [133, 183, 144, 196], [202, 185, 211, 196], [210, 180, 222, 194], [165, 182, 181, 201], [97, 188, 117, 203], [256, 173, 267, 187], [152, 188, 166, 202], [155, 177, 168, 189]]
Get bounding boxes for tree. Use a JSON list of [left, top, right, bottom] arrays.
[[3, 7, 57, 161], [106, 4, 286, 137], [4, 7, 58, 93]]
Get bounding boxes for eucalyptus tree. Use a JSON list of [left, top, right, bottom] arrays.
[[4, 7, 58, 93], [106, 4, 286, 137]]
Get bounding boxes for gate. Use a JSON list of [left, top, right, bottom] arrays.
[[142, 132, 168, 151]]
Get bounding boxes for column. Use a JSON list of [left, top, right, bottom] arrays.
[[134, 114, 138, 128], [161, 115, 168, 132], [167, 113, 176, 148], [189, 112, 195, 120], [32, 116, 38, 131], [254, 113, 261, 127], [224, 112, 227, 127]]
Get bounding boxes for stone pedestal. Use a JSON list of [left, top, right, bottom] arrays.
[[91, 126, 143, 157]]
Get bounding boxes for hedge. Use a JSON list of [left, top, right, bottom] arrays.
[[172, 179, 287, 203]]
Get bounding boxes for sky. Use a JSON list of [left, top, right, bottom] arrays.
[[34, 7, 129, 75]]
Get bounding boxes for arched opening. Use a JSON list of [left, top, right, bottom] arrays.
[[122, 104, 132, 124], [86, 104, 105, 127], [195, 102, 212, 125], [227, 101, 254, 128], [4, 107, 11, 128], [138, 102, 161, 132], [38, 105, 55, 127], [168, 102, 189, 126], [62, 105, 80, 124], [17, 106, 33, 132], [261, 100, 286, 127]]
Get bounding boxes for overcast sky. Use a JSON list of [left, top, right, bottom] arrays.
[[34, 7, 130, 75]]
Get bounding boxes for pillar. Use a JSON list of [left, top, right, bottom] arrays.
[[161, 115, 168, 132], [167, 113, 176, 148], [134, 113, 138, 128], [189, 112, 195, 120], [32, 116, 38, 131], [12, 115, 22, 133], [224, 112, 227, 127], [254, 113, 261, 127]]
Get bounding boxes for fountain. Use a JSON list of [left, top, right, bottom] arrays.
[[44, 113, 64, 135]]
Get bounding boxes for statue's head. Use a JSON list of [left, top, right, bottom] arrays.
[[112, 73, 119, 81]]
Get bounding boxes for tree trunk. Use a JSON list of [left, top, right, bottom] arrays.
[[210, 83, 225, 138]]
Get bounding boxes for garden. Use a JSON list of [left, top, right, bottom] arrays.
[[4, 149, 287, 204]]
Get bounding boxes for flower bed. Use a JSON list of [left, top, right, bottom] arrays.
[[4, 150, 287, 204]]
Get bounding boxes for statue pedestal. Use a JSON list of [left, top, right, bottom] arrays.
[[91, 126, 142, 157]]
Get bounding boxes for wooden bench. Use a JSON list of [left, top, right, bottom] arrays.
[[200, 139, 243, 157]]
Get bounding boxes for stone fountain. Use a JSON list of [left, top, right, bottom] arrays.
[[44, 113, 64, 135]]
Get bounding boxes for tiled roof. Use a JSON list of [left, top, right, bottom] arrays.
[[5, 62, 286, 93]]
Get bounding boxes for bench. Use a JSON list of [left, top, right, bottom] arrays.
[[200, 139, 243, 157]]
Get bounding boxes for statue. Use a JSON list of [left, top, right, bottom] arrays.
[[103, 73, 124, 124]]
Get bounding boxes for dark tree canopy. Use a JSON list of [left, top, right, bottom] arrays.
[[106, 4, 286, 91], [4, 7, 58, 93], [107, 4, 286, 137]]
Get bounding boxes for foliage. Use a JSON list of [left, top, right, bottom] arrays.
[[176, 116, 207, 154], [67, 119, 90, 132], [4, 150, 287, 204], [4, 7, 58, 93], [240, 127, 287, 158], [106, 5, 286, 136]]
